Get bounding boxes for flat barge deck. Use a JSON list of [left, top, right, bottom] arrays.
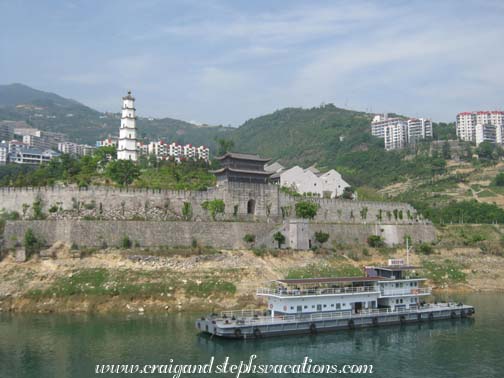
[[196, 303, 475, 339]]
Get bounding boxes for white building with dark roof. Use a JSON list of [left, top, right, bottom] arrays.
[[276, 165, 350, 198]]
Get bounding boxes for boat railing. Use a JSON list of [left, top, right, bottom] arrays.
[[380, 287, 432, 296], [256, 286, 379, 297], [217, 306, 442, 326], [217, 309, 265, 318]]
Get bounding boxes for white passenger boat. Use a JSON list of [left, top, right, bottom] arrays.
[[196, 260, 475, 339]]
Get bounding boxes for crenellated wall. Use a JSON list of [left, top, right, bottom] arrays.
[[0, 183, 427, 226]]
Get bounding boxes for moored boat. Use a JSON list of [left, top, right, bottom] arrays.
[[195, 259, 475, 339]]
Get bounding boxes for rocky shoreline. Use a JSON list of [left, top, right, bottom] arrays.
[[1, 243, 503, 314]]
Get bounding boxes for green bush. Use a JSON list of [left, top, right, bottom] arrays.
[[417, 243, 434, 255], [295, 201, 318, 219], [24, 228, 44, 255], [367, 235, 385, 248], [182, 202, 193, 220], [201, 199, 225, 220], [243, 234, 255, 243], [314, 231, 329, 245], [273, 232, 286, 248], [48, 204, 59, 213], [494, 172, 504, 187], [120, 235, 132, 249]]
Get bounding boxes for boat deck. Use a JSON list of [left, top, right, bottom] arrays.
[[196, 303, 475, 339]]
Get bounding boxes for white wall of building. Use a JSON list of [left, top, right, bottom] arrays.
[[279, 166, 350, 198]]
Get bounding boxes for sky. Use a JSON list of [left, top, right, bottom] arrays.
[[1, 0, 504, 126]]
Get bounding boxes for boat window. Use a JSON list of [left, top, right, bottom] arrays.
[[336, 303, 341, 309], [304, 306, 308, 309], [312, 305, 315, 309], [331, 304, 334, 307], [323, 304, 327, 308], [400, 299, 403, 303], [290, 307, 294, 310]]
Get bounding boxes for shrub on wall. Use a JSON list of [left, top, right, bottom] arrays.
[[243, 234, 255, 244], [201, 199, 225, 220], [367, 235, 385, 248], [273, 232, 286, 248], [24, 228, 44, 256], [314, 231, 329, 245], [120, 235, 132, 249], [295, 201, 318, 219], [182, 202, 193, 220]]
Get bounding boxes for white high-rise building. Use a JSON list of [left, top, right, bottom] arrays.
[[407, 118, 432, 144], [456, 111, 504, 143], [384, 122, 407, 151], [475, 123, 497, 145], [371, 114, 432, 150], [117, 91, 138, 161]]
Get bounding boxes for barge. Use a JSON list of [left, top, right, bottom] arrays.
[[196, 260, 475, 339]]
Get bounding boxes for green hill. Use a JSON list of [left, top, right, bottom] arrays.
[[231, 105, 448, 188], [0, 83, 232, 147]]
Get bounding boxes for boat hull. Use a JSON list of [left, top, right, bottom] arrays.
[[195, 305, 475, 339]]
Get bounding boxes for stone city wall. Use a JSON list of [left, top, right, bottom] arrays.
[[3, 220, 436, 250], [0, 183, 425, 225]]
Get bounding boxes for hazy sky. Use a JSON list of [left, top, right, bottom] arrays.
[[1, 0, 503, 125]]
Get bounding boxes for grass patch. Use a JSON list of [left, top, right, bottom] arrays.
[[286, 263, 362, 279], [185, 279, 236, 297], [25, 268, 237, 299], [422, 259, 467, 285], [477, 190, 496, 198]]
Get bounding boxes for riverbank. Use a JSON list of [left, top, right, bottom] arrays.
[[0, 240, 503, 314]]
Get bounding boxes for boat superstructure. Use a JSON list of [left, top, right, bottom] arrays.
[[196, 260, 474, 339]]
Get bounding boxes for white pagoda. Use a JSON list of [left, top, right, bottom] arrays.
[[117, 90, 138, 161]]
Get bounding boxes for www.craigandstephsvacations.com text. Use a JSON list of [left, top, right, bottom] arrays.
[[94, 355, 374, 376]]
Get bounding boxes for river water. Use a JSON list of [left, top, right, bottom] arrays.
[[0, 293, 503, 378]]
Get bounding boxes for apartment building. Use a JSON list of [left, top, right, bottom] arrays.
[[0, 122, 15, 143], [57, 142, 95, 157], [456, 111, 504, 144], [407, 118, 433, 144], [9, 148, 60, 165], [96, 137, 118, 148], [0, 142, 7, 165], [146, 141, 209, 162], [371, 114, 432, 150], [19, 129, 67, 150]]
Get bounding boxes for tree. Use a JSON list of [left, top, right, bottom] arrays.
[[216, 138, 235, 156], [201, 199, 225, 220], [342, 186, 354, 200], [24, 228, 43, 255], [367, 235, 385, 248], [494, 173, 504, 187], [295, 201, 318, 219], [314, 231, 329, 245], [476, 142, 499, 162], [105, 160, 140, 186], [442, 141, 451, 160], [273, 232, 285, 248]]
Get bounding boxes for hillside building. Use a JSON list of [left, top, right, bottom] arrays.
[[8, 147, 60, 165], [96, 137, 118, 148], [211, 152, 272, 184], [147, 141, 209, 162], [117, 91, 138, 161], [270, 165, 350, 198], [0, 142, 7, 165], [20, 129, 67, 150], [0, 122, 15, 143], [57, 142, 95, 157], [371, 114, 432, 150], [456, 111, 504, 145]]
